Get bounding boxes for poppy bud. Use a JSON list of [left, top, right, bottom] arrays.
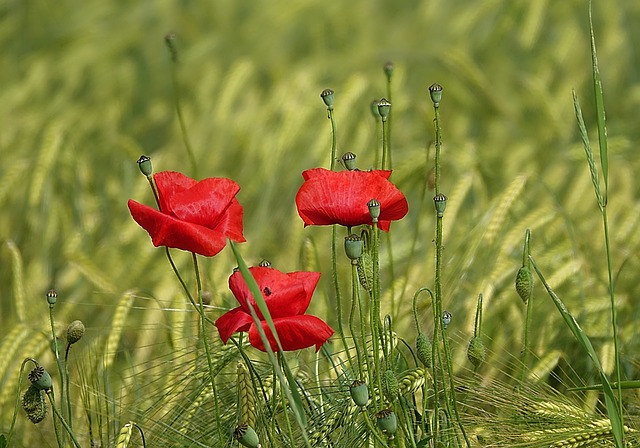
[[433, 193, 447, 217], [341, 152, 357, 171], [367, 199, 381, 222], [467, 336, 487, 367], [258, 259, 271, 268], [357, 251, 373, 292], [375, 408, 397, 439], [320, 88, 334, 110], [234, 423, 261, 448], [66, 320, 85, 346], [136, 155, 153, 177], [383, 61, 394, 80], [349, 380, 369, 408], [344, 234, 363, 262], [515, 266, 533, 304], [382, 370, 399, 401], [46, 289, 57, 306], [28, 365, 52, 392], [428, 83, 443, 107], [370, 99, 380, 119], [377, 98, 391, 122], [442, 310, 452, 329], [416, 333, 432, 368], [22, 384, 47, 424]]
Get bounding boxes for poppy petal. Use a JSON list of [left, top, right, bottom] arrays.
[[169, 178, 241, 229], [215, 307, 253, 343], [248, 315, 334, 352], [154, 171, 197, 215]]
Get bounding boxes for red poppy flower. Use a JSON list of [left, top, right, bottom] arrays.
[[215, 266, 334, 352], [295, 168, 408, 231], [128, 171, 245, 256]]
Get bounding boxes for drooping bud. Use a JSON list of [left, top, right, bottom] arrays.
[[442, 311, 452, 329], [341, 152, 357, 171], [467, 336, 487, 367], [22, 384, 47, 424], [377, 98, 391, 122], [344, 234, 363, 262], [515, 266, 533, 304], [136, 155, 153, 177], [357, 250, 373, 292], [382, 370, 399, 402], [375, 408, 397, 439], [320, 89, 335, 110], [367, 199, 381, 222], [66, 320, 85, 346], [234, 423, 261, 448], [416, 333, 432, 368], [46, 289, 57, 306], [349, 380, 369, 408], [28, 365, 52, 392], [433, 193, 447, 218], [428, 83, 443, 107]]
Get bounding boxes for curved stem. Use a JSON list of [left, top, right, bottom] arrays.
[[47, 389, 81, 448]]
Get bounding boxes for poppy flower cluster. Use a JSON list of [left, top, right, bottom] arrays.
[[128, 171, 245, 257], [215, 266, 334, 352], [295, 168, 408, 231]]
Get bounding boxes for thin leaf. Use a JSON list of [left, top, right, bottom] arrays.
[[568, 380, 640, 392], [572, 89, 603, 210], [529, 255, 623, 448], [589, 3, 608, 197]]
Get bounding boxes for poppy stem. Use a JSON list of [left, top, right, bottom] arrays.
[[332, 226, 353, 368], [349, 260, 367, 382], [328, 108, 338, 171], [369, 223, 385, 405]]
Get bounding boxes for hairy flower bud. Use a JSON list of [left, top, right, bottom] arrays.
[[515, 266, 533, 303], [66, 320, 85, 345], [416, 333, 432, 368], [467, 336, 487, 367]]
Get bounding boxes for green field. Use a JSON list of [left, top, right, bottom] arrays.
[[2, 1, 640, 446]]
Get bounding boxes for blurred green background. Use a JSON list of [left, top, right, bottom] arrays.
[[2, 0, 640, 444]]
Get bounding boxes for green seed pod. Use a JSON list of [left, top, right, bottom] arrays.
[[377, 98, 391, 122], [22, 384, 47, 424], [136, 155, 153, 177], [320, 88, 334, 110], [234, 423, 261, 448], [383, 61, 394, 79], [367, 199, 381, 221], [428, 83, 443, 107], [370, 99, 380, 119], [349, 380, 369, 408], [344, 234, 363, 261], [357, 251, 373, 292], [416, 333, 432, 368], [433, 193, 447, 217], [515, 265, 533, 304], [341, 151, 357, 171], [382, 370, 399, 402], [66, 320, 85, 345], [467, 336, 487, 367], [375, 408, 397, 439], [28, 365, 52, 392], [46, 289, 57, 305]]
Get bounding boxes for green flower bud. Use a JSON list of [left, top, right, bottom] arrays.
[[515, 266, 533, 304], [344, 234, 363, 262], [433, 193, 447, 217], [136, 155, 153, 177], [377, 98, 391, 122], [320, 88, 334, 110], [28, 365, 52, 392], [234, 423, 261, 448], [382, 370, 399, 402], [349, 380, 369, 408], [66, 320, 85, 345], [376, 408, 397, 439], [428, 83, 443, 107], [341, 151, 357, 171], [46, 289, 57, 305], [367, 199, 381, 222], [383, 61, 394, 80], [416, 333, 432, 368], [22, 384, 47, 424], [467, 336, 487, 367], [357, 250, 373, 292]]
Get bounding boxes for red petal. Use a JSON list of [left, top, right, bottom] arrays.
[[248, 315, 334, 352], [128, 199, 228, 256], [154, 171, 197, 215], [214, 307, 253, 343], [169, 178, 241, 229]]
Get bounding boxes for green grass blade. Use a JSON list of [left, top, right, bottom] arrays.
[[529, 255, 623, 447], [229, 241, 310, 434], [568, 380, 640, 392], [589, 3, 609, 195], [572, 89, 604, 210]]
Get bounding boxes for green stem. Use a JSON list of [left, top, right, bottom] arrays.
[[47, 389, 81, 448], [328, 108, 337, 171], [370, 223, 384, 404], [169, 56, 197, 177], [350, 261, 366, 380], [64, 344, 73, 432], [362, 410, 390, 448], [48, 304, 66, 443]]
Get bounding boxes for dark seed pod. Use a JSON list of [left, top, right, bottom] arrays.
[[28, 365, 52, 392], [467, 336, 487, 367], [515, 266, 533, 303], [22, 384, 47, 424]]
